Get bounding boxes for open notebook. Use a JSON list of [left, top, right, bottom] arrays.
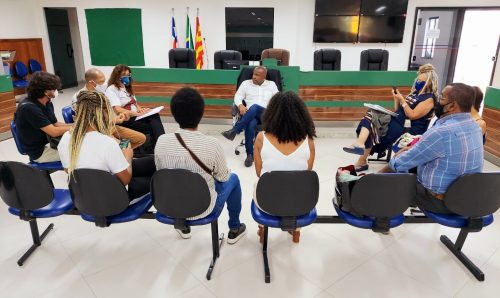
[[363, 103, 398, 117]]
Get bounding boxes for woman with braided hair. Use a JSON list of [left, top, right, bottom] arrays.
[[57, 90, 156, 201], [343, 63, 439, 172]]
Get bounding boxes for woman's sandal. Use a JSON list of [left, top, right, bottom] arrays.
[[342, 145, 365, 155]]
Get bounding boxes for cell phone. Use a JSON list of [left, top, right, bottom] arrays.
[[119, 139, 130, 149], [392, 86, 398, 93]]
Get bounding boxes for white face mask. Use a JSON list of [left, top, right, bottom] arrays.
[[95, 83, 107, 93], [47, 89, 58, 99]]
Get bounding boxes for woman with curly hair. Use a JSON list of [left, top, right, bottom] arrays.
[[254, 91, 316, 243]]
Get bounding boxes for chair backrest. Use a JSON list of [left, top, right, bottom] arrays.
[[69, 169, 130, 217], [61, 106, 74, 124], [236, 66, 283, 91], [28, 59, 42, 73], [0, 161, 54, 211], [351, 173, 416, 217], [10, 121, 27, 155], [314, 49, 341, 70], [256, 171, 319, 216], [151, 169, 211, 218], [169, 48, 196, 69], [444, 173, 500, 217], [214, 50, 243, 69], [360, 49, 389, 71], [14, 61, 28, 78], [261, 48, 290, 66]]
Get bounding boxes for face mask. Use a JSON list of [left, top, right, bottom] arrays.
[[434, 101, 453, 118], [94, 82, 107, 93], [415, 80, 426, 92], [46, 89, 58, 100], [120, 76, 131, 86]]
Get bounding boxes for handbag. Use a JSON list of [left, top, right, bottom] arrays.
[[334, 165, 363, 217], [174, 133, 215, 178]]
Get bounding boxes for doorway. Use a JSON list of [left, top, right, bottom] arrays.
[[44, 8, 78, 89]]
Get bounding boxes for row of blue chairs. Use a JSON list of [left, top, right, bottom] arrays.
[[7, 59, 43, 89]]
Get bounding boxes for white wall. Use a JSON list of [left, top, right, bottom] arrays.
[[1, 0, 499, 84]]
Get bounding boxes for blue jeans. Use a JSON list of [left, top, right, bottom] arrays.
[[233, 105, 265, 155], [214, 173, 242, 229]]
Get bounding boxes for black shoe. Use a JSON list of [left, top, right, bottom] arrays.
[[221, 129, 237, 141], [176, 226, 191, 239], [244, 154, 254, 167], [227, 223, 247, 244]]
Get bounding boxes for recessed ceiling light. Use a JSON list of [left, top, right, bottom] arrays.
[[257, 17, 261, 20], [251, 12, 256, 15]]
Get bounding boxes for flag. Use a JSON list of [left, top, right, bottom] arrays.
[[171, 16, 178, 49], [195, 15, 204, 69], [185, 14, 194, 49]]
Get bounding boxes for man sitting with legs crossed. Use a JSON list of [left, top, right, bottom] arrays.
[[222, 66, 279, 167]]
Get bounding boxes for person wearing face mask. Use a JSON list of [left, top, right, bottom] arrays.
[[105, 64, 165, 149], [380, 83, 483, 214], [343, 64, 438, 172], [72, 68, 146, 149], [14, 71, 72, 162]]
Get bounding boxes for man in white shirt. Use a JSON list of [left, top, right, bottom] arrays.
[[222, 66, 279, 167]]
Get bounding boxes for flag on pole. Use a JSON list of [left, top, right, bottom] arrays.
[[185, 12, 194, 49], [171, 16, 178, 49], [195, 14, 204, 69]]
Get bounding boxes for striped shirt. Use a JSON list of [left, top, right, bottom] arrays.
[[389, 113, 483, 194], [154, 129, 231, 219]]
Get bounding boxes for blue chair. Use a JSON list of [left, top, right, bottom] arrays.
[[251, 171, 319, 283], [151, 169, 225, 280], [69, 169, 152, 227], [0, 161, 74, 265], [13, 61, 29, 88], [28, 59, 42, 73], [421, 173, 500, 281], [334, 173, 416, 232], [61, 106, 74, 124], [10, 121, 63, 171]]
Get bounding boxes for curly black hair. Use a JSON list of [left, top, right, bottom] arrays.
[[261, 91, 316, 144], [170, 87, 205, 129], [27, 71, 61, 100]]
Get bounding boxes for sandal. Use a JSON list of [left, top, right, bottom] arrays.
[[343, 145, 365, 155], [355, 164, 369, 172]]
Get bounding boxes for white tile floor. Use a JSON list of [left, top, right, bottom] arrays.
[[0, 86, 499, 297]]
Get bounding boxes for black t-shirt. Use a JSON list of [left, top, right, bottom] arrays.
[[15, 98, 57, 160]]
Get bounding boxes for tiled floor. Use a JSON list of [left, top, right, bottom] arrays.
[[0, 87, 499, 297]]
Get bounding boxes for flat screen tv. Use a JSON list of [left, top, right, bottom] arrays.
[[313, 16, 359, 43], [315, 0, 361, 16], [358, 16, 406, 43], [360, 0, 408, 16]]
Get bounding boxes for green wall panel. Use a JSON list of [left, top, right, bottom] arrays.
[[131, 68, 239, 84], [0, 75, 13, 92], [485, 86, 500, 109], [85, 8, 145, 66], [299, 71, 415, 86]]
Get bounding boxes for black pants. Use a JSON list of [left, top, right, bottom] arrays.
[[120, 114, 165, 147], [128, 155, 156, 201], [414, 183, 452, 214]]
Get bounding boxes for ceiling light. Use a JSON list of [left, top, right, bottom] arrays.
[[257, 17, 261, 20], [375, 6, 387, 13], [251, 12, 256, 15]]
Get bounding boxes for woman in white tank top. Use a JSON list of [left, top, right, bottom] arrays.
[[254, 91, 316, 243]]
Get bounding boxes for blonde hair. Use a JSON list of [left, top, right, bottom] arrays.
[[68, 91, 115, 176], [412, 63, 439, 97]]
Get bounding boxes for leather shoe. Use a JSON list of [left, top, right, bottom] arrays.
[[221, 129, 236, 141], [244, 154, 254, 167]]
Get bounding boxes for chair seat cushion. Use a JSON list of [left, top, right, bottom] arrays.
[[13, 80, 28, 88], [250, 201, 317, 228], [28, 161, 64, 171], [81, 195, 153, 224], [334, 205, 405, 229], [155, 204, 224, 226], [9, 189, 74, 218], [422, 210, 494, 228]]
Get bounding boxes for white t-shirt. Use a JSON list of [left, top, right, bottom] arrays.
[[57, 131, 129, 174], [105, 84, 138, 112], [234, 79, 279, 109]]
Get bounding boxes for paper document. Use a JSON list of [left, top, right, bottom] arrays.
[[135, 106, 164, 121], [363, 103, 398, 117]]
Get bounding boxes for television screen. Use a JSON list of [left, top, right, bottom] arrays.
[[315, 0, 361, 16], [313, 16, 359, 43], [360, 0, 408, 16], [358, 16, 405, 43]]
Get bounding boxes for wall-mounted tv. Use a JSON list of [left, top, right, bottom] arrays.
[[358, 16, 406, 43], [313, 16, 359, 43], [315, 0, 361, 16], [360, 0, 408, 16]]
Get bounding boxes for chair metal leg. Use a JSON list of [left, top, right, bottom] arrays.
[[17, 219, 54, 266], [262, 226, 271, 283], [440, 229, 485, 281], [206, 220, 224, 280]]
